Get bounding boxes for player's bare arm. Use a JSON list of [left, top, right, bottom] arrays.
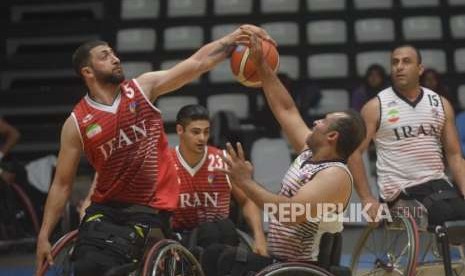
[[231, 185, 268, 256], [441, 97, 465, 197], [249, 34, 310, 153], [0, 118, 21, 159], [347, 97, 380, 220], [136, 25, 271, 102], [36, 116, 82, 273], [79, 173, 98, 220]]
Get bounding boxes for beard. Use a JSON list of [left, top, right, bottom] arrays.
[[93, 67, 125, 85]]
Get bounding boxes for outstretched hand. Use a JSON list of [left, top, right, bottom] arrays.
[[216, 142, 254, 186], [228, 25, 276, 50], [35, 237, 54, 276], [239, 24, 276, 46], [248, 33, 265, 67]]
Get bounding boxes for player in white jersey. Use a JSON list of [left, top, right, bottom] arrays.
[[201, 34, 366, 276], [348, 44, 465, 226]]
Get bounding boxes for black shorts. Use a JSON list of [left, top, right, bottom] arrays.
[[72, 202, 171, 276]]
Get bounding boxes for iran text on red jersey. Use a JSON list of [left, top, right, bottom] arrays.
[[171, 146, 231, 230], [71, 79, 179, 210]]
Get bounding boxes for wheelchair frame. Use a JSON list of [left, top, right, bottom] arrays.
[[351, 200, 465, 276], [38, 229, 204, 276]]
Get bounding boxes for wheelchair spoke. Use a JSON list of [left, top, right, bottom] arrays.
[[145, 240, 204, 276], [351, 216, 417, 276]]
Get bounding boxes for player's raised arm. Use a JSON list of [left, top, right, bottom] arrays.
[[248, 34, 311, 153], [136, 25, 272, 102]]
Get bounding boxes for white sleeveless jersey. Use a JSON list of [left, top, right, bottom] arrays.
[[267, 149, 352, 262], [375, 87, 447, 201]]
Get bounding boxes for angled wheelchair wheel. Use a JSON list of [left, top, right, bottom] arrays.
[[236, 228, 254, 251], [38, 229, 78, 276], [0, 182, 40, 247], [39, 230, 78, 276], [351, 215, 419, 276], [255, 262, 334, 276], [142, 239, 205, 276]]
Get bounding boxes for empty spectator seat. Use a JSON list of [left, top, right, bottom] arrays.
[[307, 20, 347, 44], [308, 54, 348, 78], [167, 0, 206, 17], [261, 0, 299, 13], [164, 26, 203, 50], [355, 18, 394, 42], [156, 96, 199, 123], [261, 22, 299, 46], [214, 0, 252, 15], [121, 0, 159, 20], [403, 16, 442, 40], [117, 28, 156, 52], [207, 94, 249, 119], [307, 0, 345, 11], [356, 51, 391, 76]]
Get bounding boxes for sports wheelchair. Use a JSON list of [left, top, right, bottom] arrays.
[[37, 221, 254, 276], [37, 229, 204, 276], [350, 199, 465, 276], [0, 181, 40, 251], [254, 232, 351, 276]]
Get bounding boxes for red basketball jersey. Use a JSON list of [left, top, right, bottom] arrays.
[[171, 146, 231, 230], [71, 79, 179, 210]]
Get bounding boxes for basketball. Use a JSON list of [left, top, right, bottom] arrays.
[[230, 39, 279, 88]]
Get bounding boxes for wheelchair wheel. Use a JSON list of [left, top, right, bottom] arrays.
[[37, 230, 78, 276], [0, 183, 40, 239], [236, 228, 254, 251], [255, 262, 334, 276], [351, 215, 419, 276], [142, 239, 205, 276]]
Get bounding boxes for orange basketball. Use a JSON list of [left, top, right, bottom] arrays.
[[230, 39, 279, 87]]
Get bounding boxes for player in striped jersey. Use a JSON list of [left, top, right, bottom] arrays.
[[36, 25, 273, 275], [203, 34, 366, 275], [348, 44, 465, 226], [170, 104, 267, 255]]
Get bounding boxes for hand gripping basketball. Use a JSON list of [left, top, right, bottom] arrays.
[[230, 39, 279, 87]]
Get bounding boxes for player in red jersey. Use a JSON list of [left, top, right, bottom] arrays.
[[170, 105, 267, 255], [36, 24, 272, 276]]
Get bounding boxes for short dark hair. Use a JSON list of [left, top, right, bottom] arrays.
[[72, 40, 108, 77], [176, 104, 210, 127], [392, 44, 422, 64], [328, 110, 367, 160]]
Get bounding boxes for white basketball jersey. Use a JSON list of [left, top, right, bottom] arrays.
[[375, 87, 447, 201], [267, 150, 352, 262]]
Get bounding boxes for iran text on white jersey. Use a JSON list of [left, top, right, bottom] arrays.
[[375, 87, 447, 201]]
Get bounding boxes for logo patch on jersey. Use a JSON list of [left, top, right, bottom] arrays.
[[431, 108, 439, 118], [387, 109, 400, 124], [86, 123, 102, 139], [208, 174, 215, 184], [82, 114, 93, 124], [129, 102, 137, 113]]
